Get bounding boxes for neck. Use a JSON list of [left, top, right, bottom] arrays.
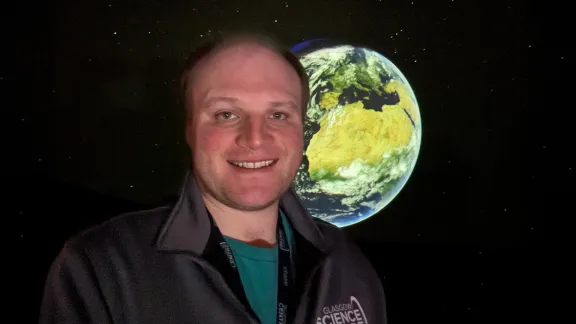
[[204, 196, 279, 248]]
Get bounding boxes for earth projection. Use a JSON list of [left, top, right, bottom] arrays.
[[290, 39, 422, 227]]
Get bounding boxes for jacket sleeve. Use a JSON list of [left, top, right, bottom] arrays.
[[39, 241, 113, 324]]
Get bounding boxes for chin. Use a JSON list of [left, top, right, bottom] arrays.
[[227, 194, 279, 211], [225, 185, 285, 211]]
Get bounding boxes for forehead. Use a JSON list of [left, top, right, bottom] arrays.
[[189, 42, 302, 105]]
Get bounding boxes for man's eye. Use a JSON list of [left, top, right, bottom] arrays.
[[271, 112, 287, 120], [217, 111, 237, 120]]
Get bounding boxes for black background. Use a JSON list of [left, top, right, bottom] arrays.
[[4, 0, 569, 322]]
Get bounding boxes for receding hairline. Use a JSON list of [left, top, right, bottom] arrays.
[[179, 31, 310, 119], [188, 39, 298, 95]]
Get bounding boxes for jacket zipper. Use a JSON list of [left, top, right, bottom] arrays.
[[176, 251, 327, 324]]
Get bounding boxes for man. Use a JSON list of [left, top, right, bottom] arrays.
[[39, 31, 387, 324]]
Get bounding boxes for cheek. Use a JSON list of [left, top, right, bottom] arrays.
[[193, 126, 230, 155], [281, 129, 304, 154]]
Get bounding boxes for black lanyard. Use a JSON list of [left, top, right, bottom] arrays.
[[208, 212, 293, 324]]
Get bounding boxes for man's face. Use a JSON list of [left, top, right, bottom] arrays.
[[186, 42, 304, 211]]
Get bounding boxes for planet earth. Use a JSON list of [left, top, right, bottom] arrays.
[[290, 39, 422, 227]]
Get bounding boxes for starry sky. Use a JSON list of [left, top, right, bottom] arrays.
[[6, 0, 569, 247]]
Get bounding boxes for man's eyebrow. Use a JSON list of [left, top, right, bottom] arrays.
[[270, 101, 298, 110], [203, 96, 239, 107]]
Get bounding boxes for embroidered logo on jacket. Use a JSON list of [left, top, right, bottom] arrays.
[[316, 296, 368, 324]]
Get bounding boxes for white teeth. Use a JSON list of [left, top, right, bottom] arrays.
[[231, 160, 275, 169]]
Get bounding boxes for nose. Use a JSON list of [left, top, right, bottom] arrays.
[[236, 117, 269, 150]]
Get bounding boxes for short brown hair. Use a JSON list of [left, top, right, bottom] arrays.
[[179, 29, 310, 121]]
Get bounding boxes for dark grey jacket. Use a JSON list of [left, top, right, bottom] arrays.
[[40, 172, 387, 324]]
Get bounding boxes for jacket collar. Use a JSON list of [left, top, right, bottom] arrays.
[[155, 170, 331, 255]]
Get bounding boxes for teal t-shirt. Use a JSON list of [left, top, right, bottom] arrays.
[[223, 211, 295, 324]]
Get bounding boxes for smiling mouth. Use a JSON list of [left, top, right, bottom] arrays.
[[228, 159, 277, 169]]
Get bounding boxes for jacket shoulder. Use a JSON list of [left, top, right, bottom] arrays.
[[40, 205, 174, 324], [312, 217, 378, 269], [312, 217, 348, 244], [64, 205, 172, 254]]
